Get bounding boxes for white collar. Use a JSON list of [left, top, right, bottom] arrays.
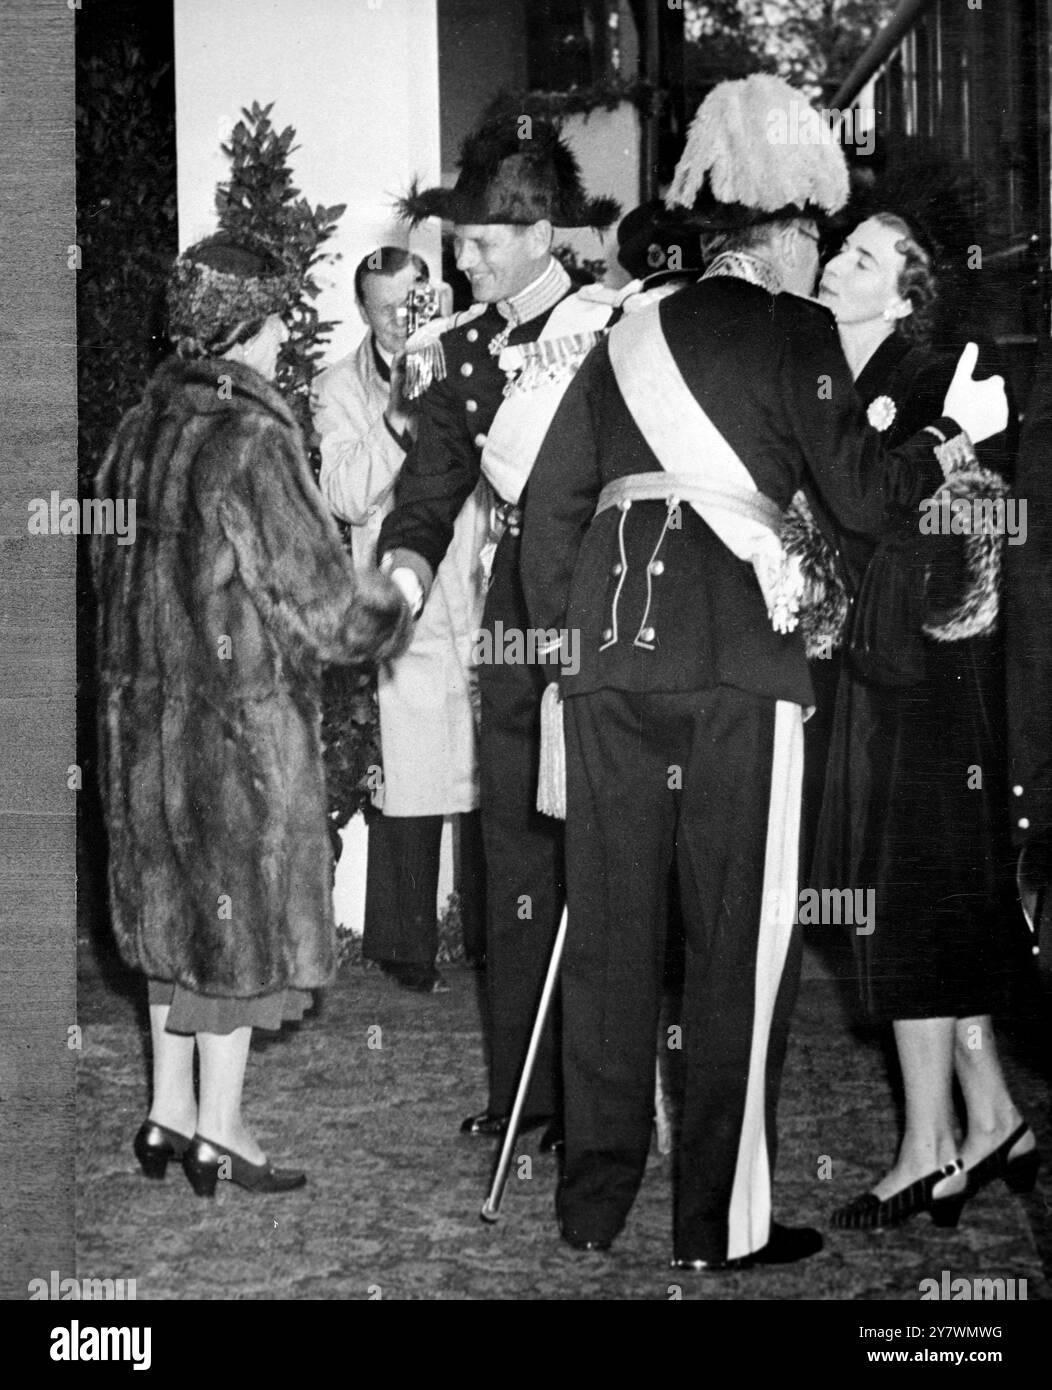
[[496, 257, 572, 326]]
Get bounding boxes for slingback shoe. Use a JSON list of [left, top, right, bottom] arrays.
[[831, 1160, 967, 1231], [965, 1123, 1040, 1197], [133, 1120, 193, 1180], [182, 1136, 307, 1198]]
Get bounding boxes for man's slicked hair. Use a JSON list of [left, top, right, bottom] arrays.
[[354, 246, 429, 302], [697, 217, 801, 268]]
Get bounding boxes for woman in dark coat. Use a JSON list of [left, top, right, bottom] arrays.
[[93, 234, 410, 1195], [810, 213, 1037, 1228], [1007, 351, 1052, 925]]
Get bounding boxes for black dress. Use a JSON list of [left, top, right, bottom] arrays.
[[810, 334, 1018, 1023]]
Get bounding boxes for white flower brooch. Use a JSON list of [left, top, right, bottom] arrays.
[[867, 395, 897, 432]]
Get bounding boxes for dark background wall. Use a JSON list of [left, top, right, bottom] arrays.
[[76, 0, 177, 956]]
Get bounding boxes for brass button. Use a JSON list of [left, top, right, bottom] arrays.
[[460, 362, 473, 377], [474, 433, 488, 448], [649, 560, 665, 576], [612, 562, 623, 576], [1012, 784, 1024, 796], [602, 627, 613, 641], [640, 626, 656, 643], [466, 328, 479, 343], [466, 399, 478, 413], [1018, 817, 1031, 830]]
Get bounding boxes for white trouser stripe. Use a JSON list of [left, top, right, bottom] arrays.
[[726, 699, 805, 1260]]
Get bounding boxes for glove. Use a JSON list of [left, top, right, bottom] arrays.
[[388, 565, 424, 618], [942, 342, 1008, 444]]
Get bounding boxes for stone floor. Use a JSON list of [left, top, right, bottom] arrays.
[[75, 931, 1052, 1302]]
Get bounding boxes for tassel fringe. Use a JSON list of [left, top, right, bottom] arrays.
[[404, 339, 446, 400], [537, 682, 566, 821]]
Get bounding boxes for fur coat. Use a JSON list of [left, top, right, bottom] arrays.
[[92, 357, 409, 996]]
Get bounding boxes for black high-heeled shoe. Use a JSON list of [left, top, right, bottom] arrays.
[[965, 1123, 1040, 1197], [182, 1135, 307, 1198], [133, 1120, 193, 1179], [831, 1160, 967, 1231]]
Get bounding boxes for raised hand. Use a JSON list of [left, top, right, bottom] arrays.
[[942, 341, 1008, 444], [385, 348, 413, 436]]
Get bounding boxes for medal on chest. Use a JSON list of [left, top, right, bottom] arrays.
[[496, 331, 605, 397]]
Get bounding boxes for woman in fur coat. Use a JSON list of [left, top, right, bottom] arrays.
[[93, 234, 410, 1196], [808, 213, 1037, 1230]]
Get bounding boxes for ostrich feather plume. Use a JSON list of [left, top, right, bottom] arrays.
[[666, 74, 849, 218]]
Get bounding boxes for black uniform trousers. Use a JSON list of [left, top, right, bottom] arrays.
[[477, 527, 564, 1117], [557, 686, 804, 1262], [362, 811, 486, 967]]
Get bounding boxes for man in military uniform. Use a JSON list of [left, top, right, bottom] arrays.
[[520, 75, 1009, 1269], [377, 116, 619, 1143]]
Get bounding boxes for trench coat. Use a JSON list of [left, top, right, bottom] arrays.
[[314, 333, 490, 816]]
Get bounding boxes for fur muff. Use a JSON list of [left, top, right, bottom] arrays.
[[92, 358, 410, 996], [782, 466, 1007, 658], [782, 490, 851, 657], [922, 464, 1009, 642]]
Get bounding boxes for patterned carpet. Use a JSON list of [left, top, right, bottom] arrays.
[[76, 935, 1052, 1301]]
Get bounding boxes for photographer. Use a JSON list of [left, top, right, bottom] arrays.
[[313, 248, 487, 992]]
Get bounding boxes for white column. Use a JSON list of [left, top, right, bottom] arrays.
[[174, 0, 442, 364], [173, 0, 449, 936], [559, 103, 641, 273]]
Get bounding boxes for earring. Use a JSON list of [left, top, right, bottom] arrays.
[[882, 308, 895, 321]]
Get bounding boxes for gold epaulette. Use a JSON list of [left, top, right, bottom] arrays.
[[404, 304, 488, 400]]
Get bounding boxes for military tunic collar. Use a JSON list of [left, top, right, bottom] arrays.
[[494, 257, 572, 329], [702, 250, 783, 297]]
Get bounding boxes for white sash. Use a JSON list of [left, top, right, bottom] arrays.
[[480, 290, 615, 506], [607, 305, 802, 633]]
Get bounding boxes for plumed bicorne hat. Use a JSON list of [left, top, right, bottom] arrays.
[[167, 232, 298, 348], [396, 116, 620, 230], [665, 74, 849, 230]]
